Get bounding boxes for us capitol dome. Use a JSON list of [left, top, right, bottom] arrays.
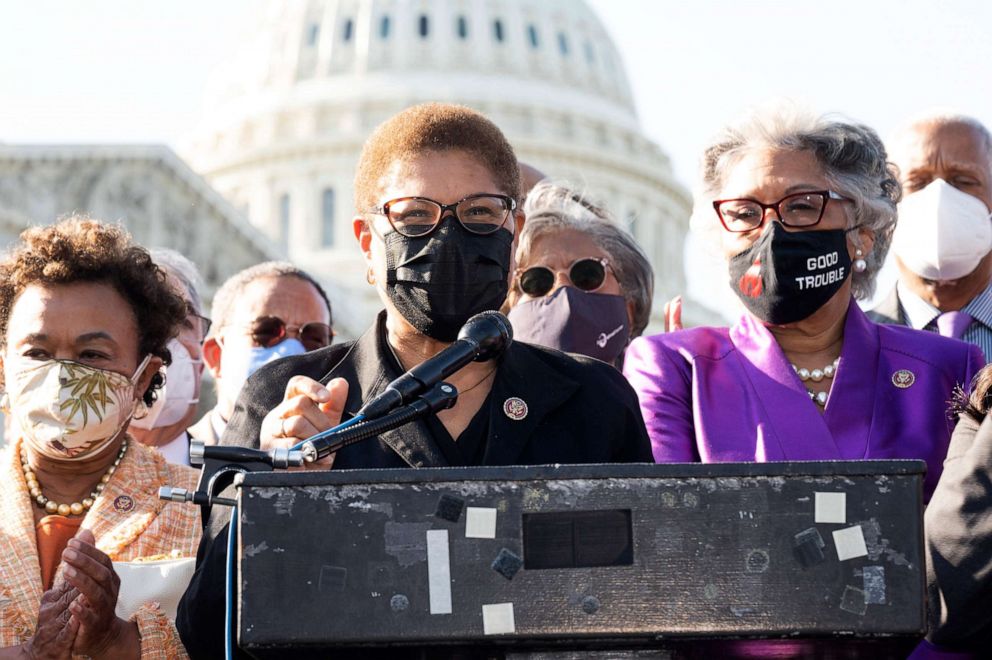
[[183, 0, 696, 337]]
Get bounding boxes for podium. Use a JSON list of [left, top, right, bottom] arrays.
[[234, 461, 925, 659]]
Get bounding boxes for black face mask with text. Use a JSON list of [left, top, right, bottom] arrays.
[[384, 220, 513, 341], [728, 222, 852, 325]]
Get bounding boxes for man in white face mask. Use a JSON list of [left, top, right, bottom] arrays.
[[869, 113, 992, 361], [189, 261, 333, 446], [129, 249, 208, 465]]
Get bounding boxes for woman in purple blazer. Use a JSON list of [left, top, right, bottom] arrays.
[[623, 109, 984, 501]]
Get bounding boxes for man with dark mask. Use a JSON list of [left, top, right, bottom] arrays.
[[176, 103, 652, 659]]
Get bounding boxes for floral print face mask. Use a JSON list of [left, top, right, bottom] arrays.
[[7, 355, 151, 461]]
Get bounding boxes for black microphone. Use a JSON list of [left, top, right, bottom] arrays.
[[357, 310, 513, 420]]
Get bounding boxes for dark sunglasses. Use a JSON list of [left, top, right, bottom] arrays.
[[247, 316, 333, 352], [517, 257, 610, 298]]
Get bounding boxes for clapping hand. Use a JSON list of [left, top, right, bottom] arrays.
[[17, 581, 79, 660], [664, 295, 683, 332], [61, 529, 139, 658]]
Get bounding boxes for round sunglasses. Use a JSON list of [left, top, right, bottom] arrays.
[[244, 316, 333, 352], [517, 257, 611, 298]]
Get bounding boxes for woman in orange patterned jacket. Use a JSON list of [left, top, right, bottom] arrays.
[[0, 217, 200, 659]]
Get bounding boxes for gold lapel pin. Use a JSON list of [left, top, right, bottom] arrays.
[[502, 397, 528, 421], [113, 494, 135, 512], [891, 369, 915, 389]]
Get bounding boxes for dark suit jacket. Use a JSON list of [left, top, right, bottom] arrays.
[[865, 286, 907, 326], [924, 412, 992, 652], [177, 313, 652, 659]]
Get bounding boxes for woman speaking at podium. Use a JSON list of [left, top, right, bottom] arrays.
[[177, 103, 652, 658], [623, 107, 983, 502]]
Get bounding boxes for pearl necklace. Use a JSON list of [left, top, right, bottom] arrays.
[[21, 440, 127, 517], [792, 359, 840, 407]]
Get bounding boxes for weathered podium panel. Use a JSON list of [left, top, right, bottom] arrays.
[[236, 461, 925, 658]]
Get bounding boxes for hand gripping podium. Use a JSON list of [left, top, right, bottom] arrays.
[[233, 461, 925, 659]]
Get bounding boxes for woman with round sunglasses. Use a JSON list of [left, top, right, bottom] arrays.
[[623, 107, 983, 504], [178, 104, 652, 659], [505, 180, 653, 367]]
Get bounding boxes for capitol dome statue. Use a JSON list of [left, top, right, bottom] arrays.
[[183, 0, 694, 337]]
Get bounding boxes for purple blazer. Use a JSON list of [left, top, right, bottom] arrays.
[[623, 299, 985, 501]]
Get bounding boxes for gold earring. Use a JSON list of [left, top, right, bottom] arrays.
[[366, 267, 376, 286]]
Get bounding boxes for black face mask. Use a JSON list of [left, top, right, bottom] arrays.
[[728, 222, 852, 325], [384, 220, 513, 342]]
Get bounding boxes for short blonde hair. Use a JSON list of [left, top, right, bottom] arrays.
[[354, 103, 521, 213]]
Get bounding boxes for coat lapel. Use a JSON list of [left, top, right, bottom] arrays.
[[867, 286, 905, 326], [729, 312, 841, 460], [329, 313, 448, 468], [483, 344, 580, 465], [83, 439, 169, 559], [0, 443, 44, 637], [821, 301, 879, 459]]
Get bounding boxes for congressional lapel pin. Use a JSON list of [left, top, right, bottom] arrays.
[[113, 495, 135, 512], [503, 397, 528, 421], [892, 369, 915, 389]]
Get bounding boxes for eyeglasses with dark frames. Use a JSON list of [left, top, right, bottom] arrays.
[[516, 257, 611, 298], [185, 313, 213, 343], [713, 190, 852, 233], [369, 194, 516, 237]]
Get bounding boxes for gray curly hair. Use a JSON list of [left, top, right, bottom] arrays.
[[692, 107, 902, 300], [515, 181, 654, 337], [149, 247, 205, 316]]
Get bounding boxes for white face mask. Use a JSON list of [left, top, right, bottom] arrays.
[[9, 355, 151, 461], [893, 178, 992, 281], [218, 337, 306, 410], [131, 339, 202, 431]]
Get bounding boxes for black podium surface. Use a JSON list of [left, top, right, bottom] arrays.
[[234, 461, 925, 659]]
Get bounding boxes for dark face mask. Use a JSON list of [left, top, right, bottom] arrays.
[[384, 220, 513, 342], [507, 286, 630, 365], [728, 222, 852, 325]]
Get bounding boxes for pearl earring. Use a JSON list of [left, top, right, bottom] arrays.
[[853, 248, 867, 273]]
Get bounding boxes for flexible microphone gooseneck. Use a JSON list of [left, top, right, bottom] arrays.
[[355, 310, 513, 421]]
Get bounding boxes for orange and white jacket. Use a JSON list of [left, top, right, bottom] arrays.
[[0, 437, 200, 659]]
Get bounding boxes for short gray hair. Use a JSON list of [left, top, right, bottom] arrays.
[[149, 247, 205, 316], [516, 181, 654, 337], [889, 111, 992, 168], [693, 106, 901, 300], [210, 261, 332, 334]]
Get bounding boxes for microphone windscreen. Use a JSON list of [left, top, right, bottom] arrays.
[[460, 311, 512, 360]]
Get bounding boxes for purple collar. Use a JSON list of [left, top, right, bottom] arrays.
[[728, 299, 879, 460]]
